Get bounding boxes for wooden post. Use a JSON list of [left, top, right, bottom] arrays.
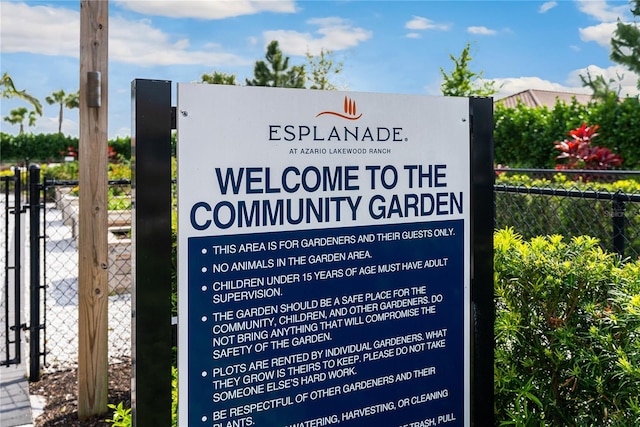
[[78, 0, 109, 419]]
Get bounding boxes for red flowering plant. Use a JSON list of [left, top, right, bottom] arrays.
[[60, 145, 77, 159], [107, 145, 118, 163], [554, 123, 623, 171]]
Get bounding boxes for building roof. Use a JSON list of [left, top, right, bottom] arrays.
[[496, 89, 594, 109]]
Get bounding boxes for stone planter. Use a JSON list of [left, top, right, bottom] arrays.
[[108, 228, 131, 295], [55, 188, 80, 238]]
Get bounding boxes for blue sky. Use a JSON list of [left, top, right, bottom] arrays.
[[1, 0, 639, 139]]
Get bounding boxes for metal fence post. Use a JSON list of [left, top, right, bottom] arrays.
[[131, 79, 173, 427], [612, 193, 625, 258], [12, 168, 23, 364], [29, 165, 41, 381]]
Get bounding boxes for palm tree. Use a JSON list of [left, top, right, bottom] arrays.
[[1, 72, 43, 115], [45, 89, 79, 134], [4, 107, 30, 134], [27, 109, 38, 130]]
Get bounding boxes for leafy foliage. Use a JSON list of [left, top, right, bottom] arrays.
[[109, 136, 132, 161], [554, 123, 623, 170], [106, 402, 132, 427], [580, 68, 624, 101], [201, 71, 238, 85], [495, 228, 640, 425], [1, 132, 78, 162], [1, 132, 131, 163], [305, 48, 344, 90], [440, 42, 496, 97], [1, 72, 43, 115], [610, 0, 640, 90], [494, 96, 640, 169], [106, 366, 178, 427], [246, 40, 305, 88]]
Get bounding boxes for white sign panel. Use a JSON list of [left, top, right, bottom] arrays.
[[178, 84, 471, 427]]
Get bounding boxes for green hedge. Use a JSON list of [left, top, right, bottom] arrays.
[[494, 95, 640, 169], [1, 132, 79, 162], [495, 228, 640, 425], [0, 132, 134, 163], [1, 132, 177, 163]]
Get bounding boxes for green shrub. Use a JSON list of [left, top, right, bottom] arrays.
[[0, 132, 78, 163], [42, 161, 131, 182], [0, 132, 134, 163], [43, 161, 80, 181], [107, 366, 177, 427], [494, 96, 640, 169], [106, 402, 132, 427], [494, 228, 640, 425], [109, 136, 131, 160]]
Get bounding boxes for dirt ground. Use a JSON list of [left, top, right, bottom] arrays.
[[29, 360, 131, 427]]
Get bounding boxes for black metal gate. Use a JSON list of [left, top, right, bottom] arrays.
[[3, 162, 134, 381], [1, 168, 26, 367], [1, 166, 44, 380]]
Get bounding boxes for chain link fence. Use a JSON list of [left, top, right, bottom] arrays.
[[42, 179, 132, 371], [495, 169, 640, 260]]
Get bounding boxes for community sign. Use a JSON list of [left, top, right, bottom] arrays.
[[177, 84, 473, 427]]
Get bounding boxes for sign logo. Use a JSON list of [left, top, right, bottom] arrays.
[[268, 95, 405, 142], [316, 96, 363, 120]]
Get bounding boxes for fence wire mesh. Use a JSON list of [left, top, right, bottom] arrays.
[[42, 180, 131, 371], [495, 169, 640, 260]]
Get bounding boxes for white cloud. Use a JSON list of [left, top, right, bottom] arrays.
[[110, 16, 249, 66], [264, 17, 372, 56], [406, 33, 421, 39], [539, 1, 558, 13], [467, 26, 497, 35], [0, 2, 249, 67], [405, 16, 450, 31], [0, 2, 79, 56], [579, 21, 619, 47], [30, 116, 76, 137], [115, 0, 296, 19], [575, 0, 629, 22]]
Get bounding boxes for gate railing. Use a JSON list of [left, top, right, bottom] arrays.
[[1, 168, 26, 367]]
